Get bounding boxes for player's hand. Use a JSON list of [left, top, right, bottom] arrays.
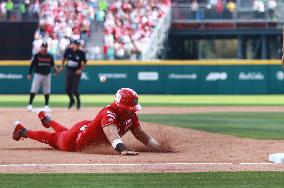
[[53, 66, 60, 76], [27, 74, 32, 80], [60, 66, 64, 72], [75, 69, 82, 75], [120, 150, 139, 155]]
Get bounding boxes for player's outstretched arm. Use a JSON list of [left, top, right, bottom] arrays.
[[103, 125, 139, 155], [131, 127, 161, 152]]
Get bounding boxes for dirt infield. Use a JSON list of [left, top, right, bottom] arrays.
[[1, 107, 284, 173]]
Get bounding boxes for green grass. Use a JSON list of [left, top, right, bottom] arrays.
[[140, 112, 284, 139], [1, 172, 284, 188], [2, 95, 284, 107]]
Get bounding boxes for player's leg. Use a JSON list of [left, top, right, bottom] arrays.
[[37, 111, 68, 132], [42, 74, 51, 112], [73, 74, 81, 110], [12, 121, 53, 145], [65, 71, 75, 109], [28, 73, 41, 111]]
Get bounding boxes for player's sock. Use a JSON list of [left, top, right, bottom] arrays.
[[48, 120, 69, 132], [29, 93, 35, 105], [75, 94, 80, 110], [44, 94, 49, 106], [26, 130, 52, 144]]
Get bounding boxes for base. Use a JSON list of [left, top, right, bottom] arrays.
[[269, 153, 284, 164]]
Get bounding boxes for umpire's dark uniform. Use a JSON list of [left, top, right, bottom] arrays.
[[62, 40, 87, 110]]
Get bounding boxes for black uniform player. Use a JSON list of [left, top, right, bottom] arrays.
[[27, 42, 58, 112], [61, 39, 87, 110]]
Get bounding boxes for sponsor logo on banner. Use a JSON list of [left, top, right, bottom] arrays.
[[168, 73, 197, 80], [0, 73, 23, 80], [206, 72, 227, 81], [138, 72, 159, 81], [98, 73, 127, 79], [238, 72, 264, 80], [276, 71, 284, 81], [81, 72, 90, 80]]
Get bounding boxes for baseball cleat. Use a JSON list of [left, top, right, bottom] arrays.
[[37, 111, 51, 128], [68, 100, 75, 109], [43, 105, 52, 112], [12, 121, 26, 141], [27, 105, 33, 112]]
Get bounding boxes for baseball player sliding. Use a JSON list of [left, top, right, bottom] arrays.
[[12, 88, 164, 155]]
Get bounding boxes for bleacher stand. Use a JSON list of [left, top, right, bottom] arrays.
[[102, 0, 171, 60], [32, 0, 94, 59]]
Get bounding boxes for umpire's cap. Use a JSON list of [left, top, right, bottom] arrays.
[[41, 41, 48, 48]]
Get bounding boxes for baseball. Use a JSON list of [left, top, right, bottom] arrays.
[[99, 75, 107, 83]]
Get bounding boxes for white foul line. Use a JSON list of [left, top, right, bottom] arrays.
[[0, 162, 279, 168]]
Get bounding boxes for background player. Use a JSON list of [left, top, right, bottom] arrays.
[[12, 88, 164, 155], [61, 39, 87, 110], [27, 42, 58, 112]]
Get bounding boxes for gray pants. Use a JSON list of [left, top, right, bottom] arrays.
[[31, 73, 51, 94]]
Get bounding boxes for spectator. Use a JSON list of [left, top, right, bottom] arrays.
[[32, 0, 40, 19], [32, 35, 43, 55], [191, 0, 199, 20], [107, 44, 115, 59], [95, 8, 105, 27], [99, 0, 108, 12], [253, 0, 265, 19], [0, 1, 7, 18], [93, 46, 101, 59], [226, 0, 236, 19], [5, 0, 13, 20], [216, 0, 224, 18], [19, 2, 27, 20], [50, 36, 59, 59], [209, 0, 218, 7], [267, 0, 277, 20]]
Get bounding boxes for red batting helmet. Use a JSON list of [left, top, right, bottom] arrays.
[[115, 88, 142, 112]]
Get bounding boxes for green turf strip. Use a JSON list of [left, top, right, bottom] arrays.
[[0, 172, 284, 188], [2, 95, 284, 107], [139, 112, 284, 139]]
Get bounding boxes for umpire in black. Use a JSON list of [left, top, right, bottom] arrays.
[[27, 42, 58, 112], [61, 39, 87, 110]]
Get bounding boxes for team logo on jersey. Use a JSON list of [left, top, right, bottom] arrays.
[[107, 111, 116, 123]]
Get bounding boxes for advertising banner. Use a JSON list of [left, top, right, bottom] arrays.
[[0, 63, 283, 94]]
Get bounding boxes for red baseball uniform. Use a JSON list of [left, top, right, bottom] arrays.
[[27, 102, 141, 152]]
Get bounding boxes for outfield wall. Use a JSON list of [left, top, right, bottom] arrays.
[[0, 60, 283, 94]]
